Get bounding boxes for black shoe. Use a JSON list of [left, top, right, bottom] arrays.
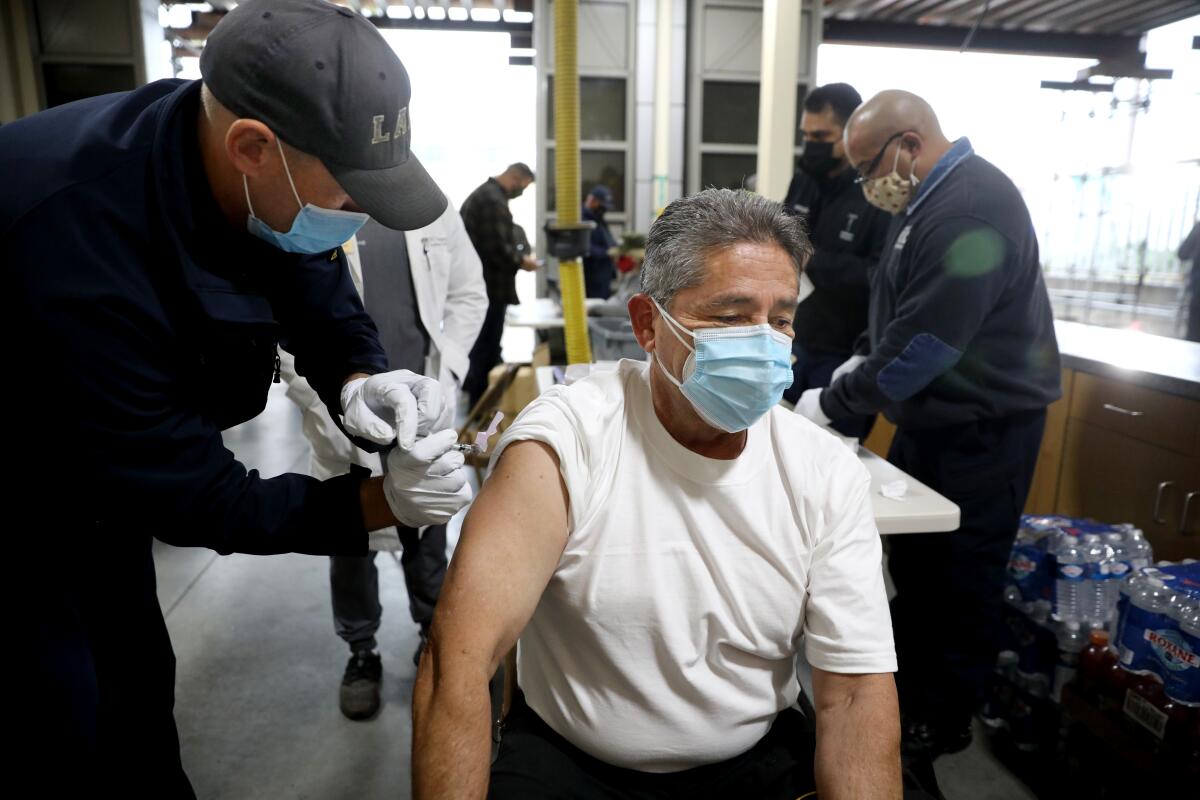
[[339, 650, 382, 720], [413, 628, 430, 667], [902, 717, 973, 759]]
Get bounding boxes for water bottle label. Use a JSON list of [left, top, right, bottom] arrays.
[[1145, 628, 1200, 671], [1058, 564, 1085, 581], [1118, 605, 1167, 675], [1148, 627, 1200, 704], [1108, 561, 1131, 580], [1008, 545, 1052, 602]]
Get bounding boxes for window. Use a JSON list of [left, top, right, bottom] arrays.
[[701, 82, 809, 146], [547, 76, 627, 142], [699, 153, 757, 191], [545, 148, 626, 212]]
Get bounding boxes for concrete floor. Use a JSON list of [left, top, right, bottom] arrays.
[[158, 383, 1039, 799]]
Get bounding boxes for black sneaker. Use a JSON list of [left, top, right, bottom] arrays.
[[339, 650, 382, 720], [413, 627, 430, 667]]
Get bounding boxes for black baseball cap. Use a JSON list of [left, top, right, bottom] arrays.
[[200, 0, 446, 230]]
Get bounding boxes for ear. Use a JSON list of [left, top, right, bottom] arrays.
[[900, 131, 923, 160], [628, 293, 657, 353], [226, 119, 276, 178]]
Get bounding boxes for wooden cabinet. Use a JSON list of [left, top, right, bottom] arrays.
[[1068, 372, 1200, 457], [861, 366, 1200, 561], [1024, 369, 1074, 514], [1057, 418, 1200, 562]]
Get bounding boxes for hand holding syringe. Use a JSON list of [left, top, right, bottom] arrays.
[[454, 411, 504, 454]]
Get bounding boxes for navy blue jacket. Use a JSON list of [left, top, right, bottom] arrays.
[[822, 139, 1061, 430], [582, 203, 617, 298], [1, 80, 386, 789]]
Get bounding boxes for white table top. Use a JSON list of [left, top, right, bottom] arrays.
[[534, 366, 960, 535], [505, 298, 611, 329]]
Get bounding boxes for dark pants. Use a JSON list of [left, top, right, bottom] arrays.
[[584, 258, 615, 300], [330, 524, 448, 652], [465, 300, 509, 410], [886, 408, 1046, 734], [24, 540, 196, 797], [490, 692, 816, 799], [784, 343, 874, 439]]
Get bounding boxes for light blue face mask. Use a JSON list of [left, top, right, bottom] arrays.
[[652, 298, 794, 433], [244, 137, 369, 254]]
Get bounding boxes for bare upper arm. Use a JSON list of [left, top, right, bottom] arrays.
[[811, 667, 898, 716], [428, 439, 570, 677]]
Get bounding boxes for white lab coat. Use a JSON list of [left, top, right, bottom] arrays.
[[279, 202, 487, 493]]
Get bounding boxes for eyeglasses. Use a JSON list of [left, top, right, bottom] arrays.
[[852, 131, 907, 185]]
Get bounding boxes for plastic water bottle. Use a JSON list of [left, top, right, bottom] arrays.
[[1164, 596, 1200, 707], [1081, 534, 1109, 626], [1055, 533, 1086, 623], [1126, 529, 1153, 570], [1103, 532, 1131, 623], [1053, 619, 1087, 702], [1119, 577, 1174, 673]]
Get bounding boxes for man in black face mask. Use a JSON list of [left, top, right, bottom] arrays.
[[782, 83, 890, 439], [462, 162, 538, 407]]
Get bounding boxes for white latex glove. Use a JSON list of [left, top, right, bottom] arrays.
[[794, 387, 832, 427], [383, 429, 473, 527], [831, 354, 867, 384], [340, 370, 443, 450]]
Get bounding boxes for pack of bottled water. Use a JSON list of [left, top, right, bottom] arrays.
[[1004, 515, 1147, 627], [1001, 517, 1161, 707], [1114, 561, 1200, 710]]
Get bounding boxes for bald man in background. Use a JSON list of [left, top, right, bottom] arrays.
[[791, 91, 1061, 775]]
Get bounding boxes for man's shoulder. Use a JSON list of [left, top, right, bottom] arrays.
[[916, 155, 1031, 239], [0, 80, 184, 236], [532, 361, 636, 422], [768, 408, 869, 480]]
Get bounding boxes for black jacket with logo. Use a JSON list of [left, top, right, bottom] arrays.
[[821, 143, 1061, 430], [784, 167, 891, 357]]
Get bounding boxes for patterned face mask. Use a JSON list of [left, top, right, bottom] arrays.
[[861, 145, 919, 214]]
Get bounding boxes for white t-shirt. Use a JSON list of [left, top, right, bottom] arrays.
[[492, 360, 896, 773]]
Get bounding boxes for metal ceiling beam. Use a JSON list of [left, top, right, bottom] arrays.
[[1001, 0, 1109, 30], [895, 0, 971, 24], [917, 0, 1017, 27], [852, 0, 928, 22], [988, 0, 1080, 27], [1072, 0, 1195, 35], [821, 18, 1143, 60], [825, 0, 892, 20]]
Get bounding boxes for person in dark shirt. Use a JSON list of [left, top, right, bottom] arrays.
[[461, 162, 538, 407], [783, 83, 890, 438], [795, 90, 1061, 779], [582, 184, 618, 299]]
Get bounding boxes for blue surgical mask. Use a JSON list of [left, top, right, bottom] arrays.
[[651, 299, 793, 433], [244, 137, 368, 254]]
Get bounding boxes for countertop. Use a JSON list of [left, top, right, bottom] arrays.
[[1055, 320, 1200, 400]]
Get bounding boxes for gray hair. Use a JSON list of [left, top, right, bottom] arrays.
[[640, 189, 812, 308]]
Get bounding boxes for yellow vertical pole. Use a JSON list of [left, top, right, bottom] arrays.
[[553, 0, 592, 364]]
